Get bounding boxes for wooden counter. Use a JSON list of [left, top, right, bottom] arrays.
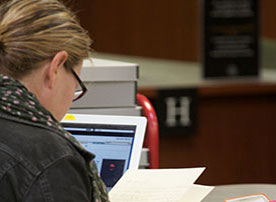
[[141, 82, 276, 185], [95, 53, 276, 185]]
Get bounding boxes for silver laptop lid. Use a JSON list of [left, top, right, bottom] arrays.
[[61, 114, 147, 190]]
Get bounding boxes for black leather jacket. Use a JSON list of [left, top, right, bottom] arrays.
[[0, 113, 94, 202]]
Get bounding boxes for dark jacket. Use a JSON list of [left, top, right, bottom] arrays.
[[0, 112, 93, 202]]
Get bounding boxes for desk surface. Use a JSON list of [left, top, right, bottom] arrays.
[[94, 52, 276, 89], [202, 184, 276, 202]]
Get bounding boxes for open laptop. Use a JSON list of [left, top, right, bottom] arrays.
[[61, 113, 147, 191]]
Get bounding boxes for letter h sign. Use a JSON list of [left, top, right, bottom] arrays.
[[165, 96, 191, 127], [157, 88, 198, 135]]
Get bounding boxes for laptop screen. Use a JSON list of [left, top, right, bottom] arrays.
[[61, 114, 146, 191]]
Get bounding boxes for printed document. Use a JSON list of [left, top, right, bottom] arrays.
[[109, 167, 214, 202]]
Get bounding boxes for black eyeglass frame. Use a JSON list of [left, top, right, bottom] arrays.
[[69, 67, 87, 101]]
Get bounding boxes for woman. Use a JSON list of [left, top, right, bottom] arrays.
[[0, 0, 109, 201]]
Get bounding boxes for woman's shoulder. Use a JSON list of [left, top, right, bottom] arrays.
[[0, 115, 94, 202], [0, 115, 85, 174]]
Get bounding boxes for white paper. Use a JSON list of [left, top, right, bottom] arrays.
[[109, 167, 214, 202], [179, 184, 214, 202]]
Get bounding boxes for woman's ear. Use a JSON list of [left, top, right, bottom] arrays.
[[47, 51, 68, 88]]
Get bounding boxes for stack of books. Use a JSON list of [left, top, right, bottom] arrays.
[[69, 58, 149, 168], [69, 58, 141, 116]]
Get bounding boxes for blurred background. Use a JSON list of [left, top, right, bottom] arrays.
[[72, 0, 276, 186], [73, 0, 276, 68]]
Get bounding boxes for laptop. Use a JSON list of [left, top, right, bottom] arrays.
[[61, 113, 147, 191]]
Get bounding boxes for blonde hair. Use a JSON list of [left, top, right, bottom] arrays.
[[0, 0, 92, 79]]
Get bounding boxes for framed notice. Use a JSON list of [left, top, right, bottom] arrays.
[[202, 0, 259, 78]]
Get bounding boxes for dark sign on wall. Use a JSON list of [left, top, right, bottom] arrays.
[[202, 0, 259, 78], [156, 88, 198, 135]]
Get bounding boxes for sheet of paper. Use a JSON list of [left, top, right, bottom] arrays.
[[179, 184, 214, 202], [109, 167, 212, 202]]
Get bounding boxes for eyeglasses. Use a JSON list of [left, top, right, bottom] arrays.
[[69, 67, 87, 102]]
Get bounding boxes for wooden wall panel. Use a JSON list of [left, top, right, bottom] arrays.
[[159, 95, 276, 185], [73, 0, 199, 61], [73, 0, 276, 62], [139, 84, 276, 185], [261, 0, 276, 39]]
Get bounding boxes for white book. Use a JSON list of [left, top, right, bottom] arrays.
[[71, 58, 138, 108], [70, 81, 137, 108], [69, 106, 142, 116]]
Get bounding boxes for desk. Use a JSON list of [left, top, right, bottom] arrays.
[[202, 184, 276, 202], [94, 53, 276, 185]]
